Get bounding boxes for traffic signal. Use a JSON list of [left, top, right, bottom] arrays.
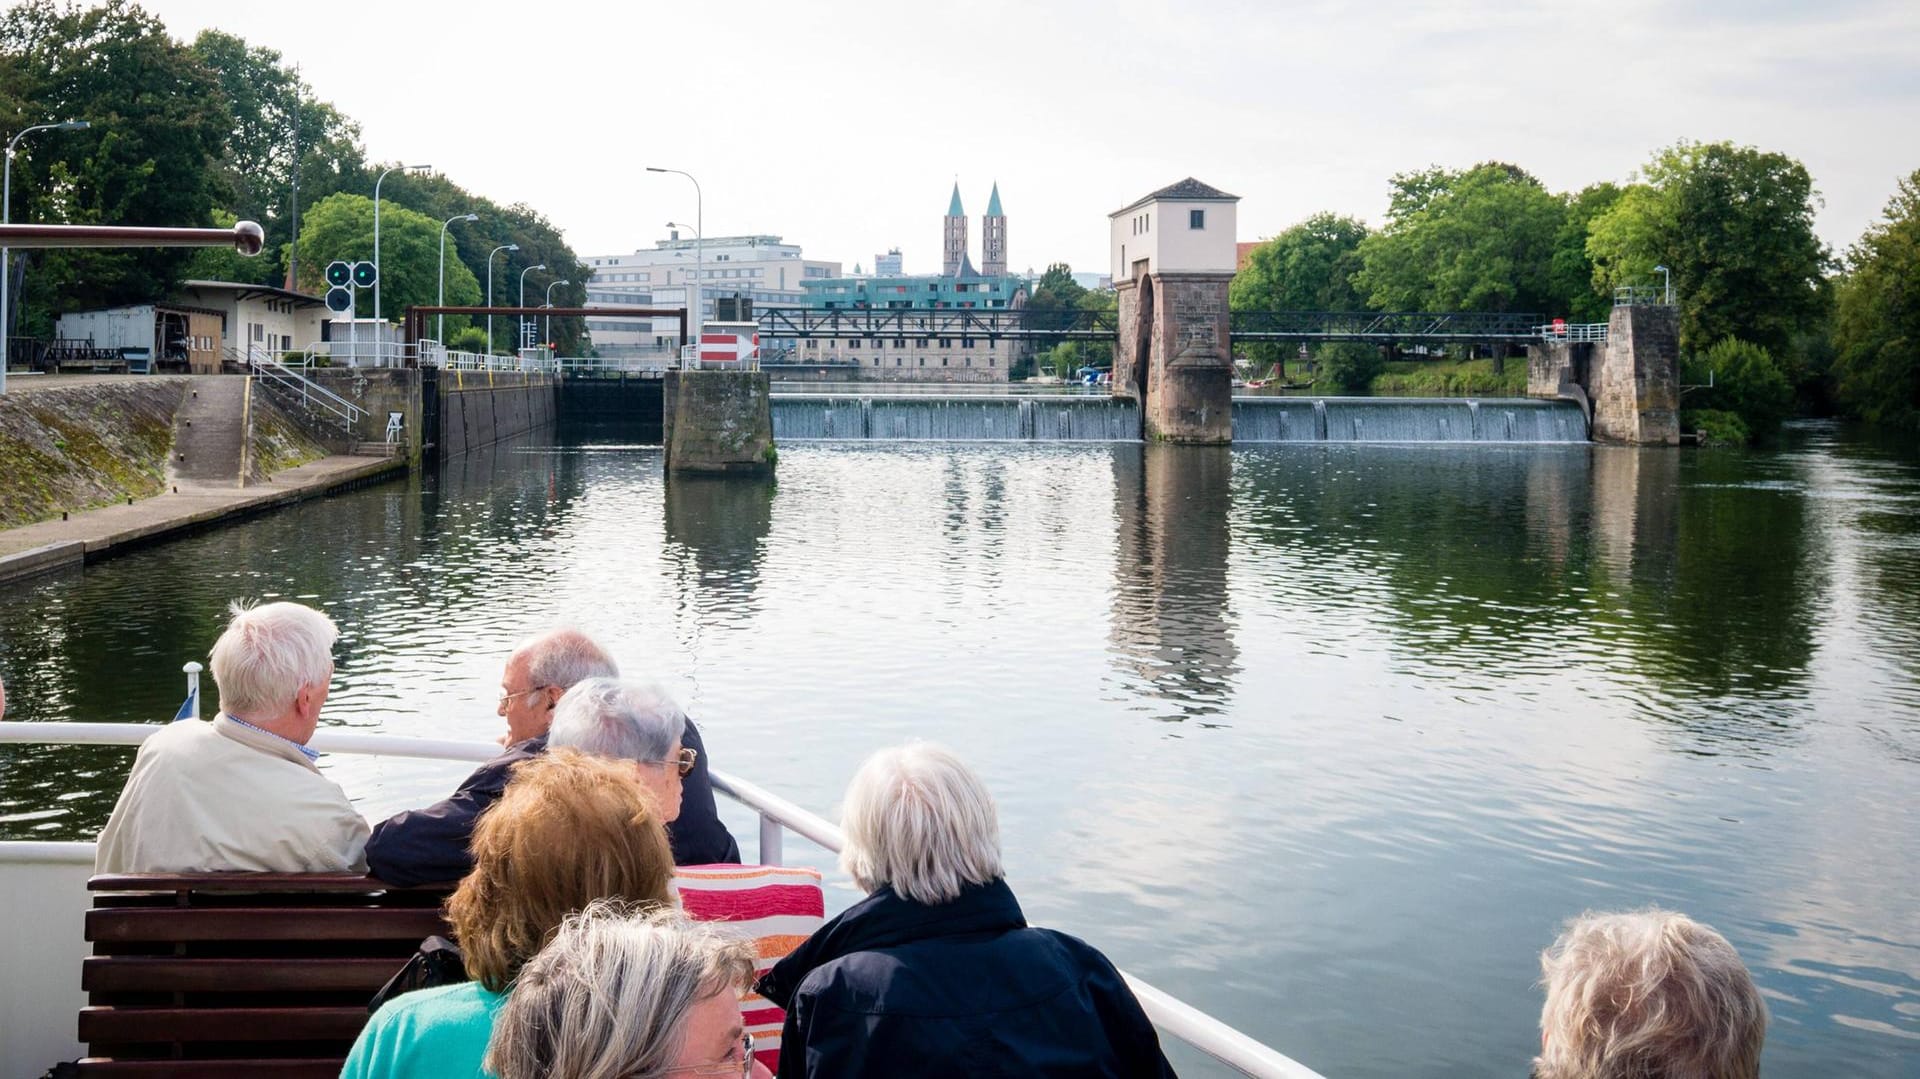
[[325, 261, 352, 288], [352, 262, 377, 288], [326, 287, 353, 314]]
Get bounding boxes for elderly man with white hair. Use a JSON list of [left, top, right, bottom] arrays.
[[1534, 908, 1767, 1079], [94, 601, 369, 874], [758, 743, 1174, 1078], [365, 629, 736, 886]]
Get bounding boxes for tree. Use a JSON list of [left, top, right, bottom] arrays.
[[0, 0, 228, 332], [189, 29, 367, 287], [1547, 183, 1621, 322], [1230, 212, 1370, 312], [289, 193, 480, 332], [1686, 337, 1793, 440], [180, 208, 263, 284], [1315, 342, 1384, 393], [1585, 141, 1830, 356], [1353, 162, 1566, 314], [1832, 169, 1920, 430]]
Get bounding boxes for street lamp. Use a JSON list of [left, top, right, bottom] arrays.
[[485, 244, 518, 355], [518, 263, 546, 353], [544, 278, 569, 350], [1653, 264, 1671, 306], [438, 212, 478, 345], [372, 163, 429, 334], [1, 118, 88, 394], [646, 166, 702, 356]]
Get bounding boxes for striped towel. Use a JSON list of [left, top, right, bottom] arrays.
[[675, 863, 826, 1073]]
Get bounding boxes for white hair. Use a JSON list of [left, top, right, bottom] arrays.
[[839, 743, 1004, 906], [549, 678, 687, 763], [208, 600, 337, 718], [485, 901, 755, 1079], [512, 628, 618, 690], [1536, 909, 1767, 1079]]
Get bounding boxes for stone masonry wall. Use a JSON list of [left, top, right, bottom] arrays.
[[1592, 305, 1679, 445], [662, 370, 774, 476], [1142, 272, 1233, 443]]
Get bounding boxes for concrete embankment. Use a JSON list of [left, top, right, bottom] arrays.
[[0, 377, 189, 528], [430, 369, 556, 460], [0, 453, 404, 585]]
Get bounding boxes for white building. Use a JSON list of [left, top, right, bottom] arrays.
[[581, 234, 840, 357], [1109, 177, 1240, 283]]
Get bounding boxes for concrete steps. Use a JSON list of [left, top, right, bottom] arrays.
[[167, 377, 249, 489]]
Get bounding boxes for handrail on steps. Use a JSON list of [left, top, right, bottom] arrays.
[[0, 718, 1325, 1079], [244, 348, 367, 427]]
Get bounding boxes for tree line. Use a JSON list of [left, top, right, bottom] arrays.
[[1226, 145, 1919, 441], [0, 0, 592, 355]]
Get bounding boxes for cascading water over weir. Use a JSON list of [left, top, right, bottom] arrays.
[[769, 394, 1589, 444]]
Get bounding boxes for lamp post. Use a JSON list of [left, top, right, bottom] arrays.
[[518, 263, 546, 354], [485, 243, 518, 355], [2, 118, 88, 394], [437, 212, 478, 345], [646, 166, 702, 358], [1653, 264, 1671, 306], [372, 163, 429, 333], [544, 278, 569, 351]]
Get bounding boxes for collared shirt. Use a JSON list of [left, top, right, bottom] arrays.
[[222, 713, 321, 762]]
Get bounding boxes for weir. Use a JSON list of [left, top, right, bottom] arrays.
[[770, 394, 1588, 443]]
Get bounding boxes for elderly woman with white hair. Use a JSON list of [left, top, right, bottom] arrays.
[[1534, 909, 1767, 1079], [487, 902, 771, 1079], [757, 743, 1174, 1078]]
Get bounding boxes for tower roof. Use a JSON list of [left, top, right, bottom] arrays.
[[1110, 177, 1240, 217], [985, 182, 1003, 217], [947, 182, 964, 217]]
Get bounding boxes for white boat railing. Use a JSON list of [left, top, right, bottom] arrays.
[[0, 719, 1325, 1078]]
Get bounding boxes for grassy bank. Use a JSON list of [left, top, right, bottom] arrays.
[[0, 381, 186, 529], [1369, 359, 1526, 397]]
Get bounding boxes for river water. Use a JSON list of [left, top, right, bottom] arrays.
[[1, 424, 1916, 1077]]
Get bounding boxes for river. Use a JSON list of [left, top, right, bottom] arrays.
[[1, 424, 1915, 1076]]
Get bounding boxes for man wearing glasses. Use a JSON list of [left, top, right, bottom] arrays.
[[365, 629, 738, 886]]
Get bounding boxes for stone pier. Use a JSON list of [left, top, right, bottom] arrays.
[[662, 370, 776, 476], [1527, 303, 1680, 445]]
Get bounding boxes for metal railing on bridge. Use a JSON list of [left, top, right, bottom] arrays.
[[759, 307, 1558, 345], [1533, 322, 1610, 343]]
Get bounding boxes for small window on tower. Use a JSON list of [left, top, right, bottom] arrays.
[[1190, 209, 1205, 229]]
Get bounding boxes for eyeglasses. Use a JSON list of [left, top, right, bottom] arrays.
[[660, 1031, 752, 1077], [496, 684, 552, 707], [649, 746, 699, 777]]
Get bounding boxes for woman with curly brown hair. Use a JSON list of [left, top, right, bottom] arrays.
[[344, 748, 679, 1079]]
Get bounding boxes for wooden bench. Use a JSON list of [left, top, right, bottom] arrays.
[[79, 873, 453, 1078]]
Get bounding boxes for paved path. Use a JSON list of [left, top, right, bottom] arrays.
[[0, 454, 406, 584]]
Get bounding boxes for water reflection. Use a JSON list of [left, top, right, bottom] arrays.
[[1107, 445, 1239, 722], [663, 475, 774, 613]]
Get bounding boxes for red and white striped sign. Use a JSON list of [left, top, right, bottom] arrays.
[[699, 332, 758, 363]]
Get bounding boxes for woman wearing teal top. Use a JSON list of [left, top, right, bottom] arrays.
[[343, 747, 683, 1077]]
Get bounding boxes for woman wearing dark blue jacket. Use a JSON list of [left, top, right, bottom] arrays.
[[757, 743, 1176, 1078]]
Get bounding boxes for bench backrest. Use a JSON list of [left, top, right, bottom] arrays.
[[81, 873, 452, 1078]]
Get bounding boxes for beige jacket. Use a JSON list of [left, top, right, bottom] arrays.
[[94, 715, 370, 874]]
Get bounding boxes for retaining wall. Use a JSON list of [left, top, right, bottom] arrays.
[[434, 370, 557, 460]]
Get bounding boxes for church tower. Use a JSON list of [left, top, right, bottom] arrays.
[[981, 182, 1007, 276], [943, 182, 967, 277]]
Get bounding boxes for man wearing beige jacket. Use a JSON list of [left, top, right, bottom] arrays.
[[95, 600, 370, 874]]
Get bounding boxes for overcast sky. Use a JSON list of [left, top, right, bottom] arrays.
[[136, 0, 1920, 275]]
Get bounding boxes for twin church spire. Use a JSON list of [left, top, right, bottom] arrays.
[[942, 181, 1006, 278]]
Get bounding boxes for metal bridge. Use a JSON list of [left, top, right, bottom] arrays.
[[757, 307, 1570, 345]]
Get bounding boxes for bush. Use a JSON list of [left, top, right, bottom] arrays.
[[1686, 338, 1793, 439], [447, 327, 488, 353], [1316, 342, 1385, 393], [1684, 408, 1751, 447]]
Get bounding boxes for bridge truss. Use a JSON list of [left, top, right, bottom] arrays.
[[757, 308, 1553, 346]]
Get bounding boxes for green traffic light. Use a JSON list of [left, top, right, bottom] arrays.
[[325, 261, 352, 287], [352, 262, 377, 288]]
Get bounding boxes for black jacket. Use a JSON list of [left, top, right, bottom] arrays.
[[757, 879, 1175, 1079], [363, 719, 740, 887]]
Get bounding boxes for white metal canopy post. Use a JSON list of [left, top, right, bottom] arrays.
[[0, 119, 88, 394]]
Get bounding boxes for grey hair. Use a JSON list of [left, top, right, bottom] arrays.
[[512, 628, 618, 691], [1536, 909, 1767, 1079], [549, 678, 687, 764], [208, 600, 337, 718], [839, 742, 1004, 905], [485, 900, 755, 1079]]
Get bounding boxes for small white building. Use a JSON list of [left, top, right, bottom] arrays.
[[175, 280, 331, 361], [1109, 178, 1240, 283]]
